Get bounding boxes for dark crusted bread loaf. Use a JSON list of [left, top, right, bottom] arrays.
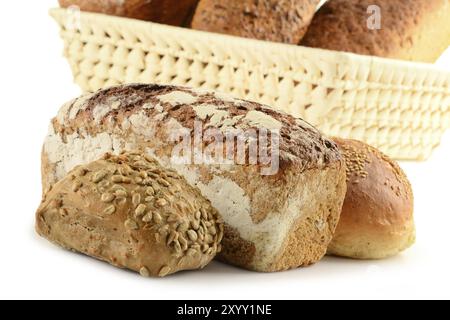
[[328, 138, 415, 260], [58, 0, 199, 26], [41, 84, 347, 272], [301, 0, 450, 63], [36, 152, 223, 277], [191, 0, 321, 44]]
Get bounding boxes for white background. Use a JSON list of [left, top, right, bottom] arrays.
[[0, 0, 449, 300]]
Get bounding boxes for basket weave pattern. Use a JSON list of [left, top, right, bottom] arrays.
[[51, 8, 450, 160]]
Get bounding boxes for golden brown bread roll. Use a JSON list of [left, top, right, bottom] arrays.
[[58, 0, 199, 26], [36, 152, 223, 277], [191, 0, 321, 44], [328, 138, 416, 260], [301, 0, 450, 63]]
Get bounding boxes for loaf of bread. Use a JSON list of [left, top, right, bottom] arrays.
[[300, 0, 450, 63], [191, 0, 321, 44], [36, 152, 223, 277], [58, 0, 199, 26], [328, 138, 415, 260], [42, 84, 347, 272]]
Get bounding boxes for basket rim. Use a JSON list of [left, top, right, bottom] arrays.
[[49, 7, 450, 79]]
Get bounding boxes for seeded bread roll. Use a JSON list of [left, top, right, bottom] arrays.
[[328, 138, 415, 260], [300, 0, 450, 63], [41, 84, 347, 272], [191, 0, 321, 44], [58, 0, 199, 26], [36, 152, 223, 277]]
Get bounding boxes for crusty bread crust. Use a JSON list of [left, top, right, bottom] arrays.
[[192, 0, 321, 44], [42, 84, 346, 272], [59, 0, 199, 26], [328, 138, 415, 260], [301, 0, 450, 63], [36, 152, 223, 277]]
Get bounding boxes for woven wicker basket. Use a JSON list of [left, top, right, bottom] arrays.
[[50, 8, 450, 160]]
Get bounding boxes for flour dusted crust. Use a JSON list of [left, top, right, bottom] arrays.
[[191, 0, 321, 44], [301, 0, 450, 63], [328, 138, 415, 260], [59, 0, 199, 26], [36, 152, 223, 277], [42, 84, 346, 272]]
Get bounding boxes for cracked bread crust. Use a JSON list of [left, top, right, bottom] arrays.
[[191, 0, 321, 44], [42, 84, 346, 272], [301, 0, 450, 63]]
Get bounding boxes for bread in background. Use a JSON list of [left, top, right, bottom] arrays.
[[300, 0, 450, 63], [58, 0, 200, 26], [328, 138, 415, 260], [191, 0, 321, 44], [36, 152, 223, 277]]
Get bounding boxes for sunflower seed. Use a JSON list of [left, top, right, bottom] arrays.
[[111, 175, 125, 183], [145, 196, 154, 203], [146, 187, 155, 196], [72, 181, 83, 192], [192, 220, 200, 230], [208, 226, 217, 236], [104, 205, 116, 215], [153, 212, 163, 224], [125, 219, 139, 230], [177, 222, 189, 233], [167, 230, 178, 246], [154, 233, 161, 243], [132, 194, 142, 207], [152, 183, 161, 192], [195, 211, 201, 220], [158, 178, 170, 187], [111, 184, 125, 191], [187, 230, 198, 242], [92, 171, 108, 183], [140, 171, 148, 179], [142, 213, 153, 223], [206, 248, 214, 255], [158, 266, 171, 277], [173, 240, 182, 254], [101, 193, 115, 203], [139, 267, 150, 277], [201, 208, 208, 220], [205, 234, 213, 244], [187, 249, 197, 257], [135, 204, 147, 217], [159, 225, 169, 237], [115, 189, 128, 198], [134, 177, 143, 185], [115, 197, 127, 206], [118, 167, 129, 176], [156, 198, 168, 207], [167, 214, 181, 223], [201, 244, 209, 253], [179, 235, 188, 251]]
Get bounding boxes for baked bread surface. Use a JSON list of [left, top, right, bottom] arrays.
[[59, 0, 199, 26], [42, 84, 347, 272], [36, 152, 223, 277], [192, 0, 321, 44], [301, 0, 450, 62], [328, 138, 416, 260]]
